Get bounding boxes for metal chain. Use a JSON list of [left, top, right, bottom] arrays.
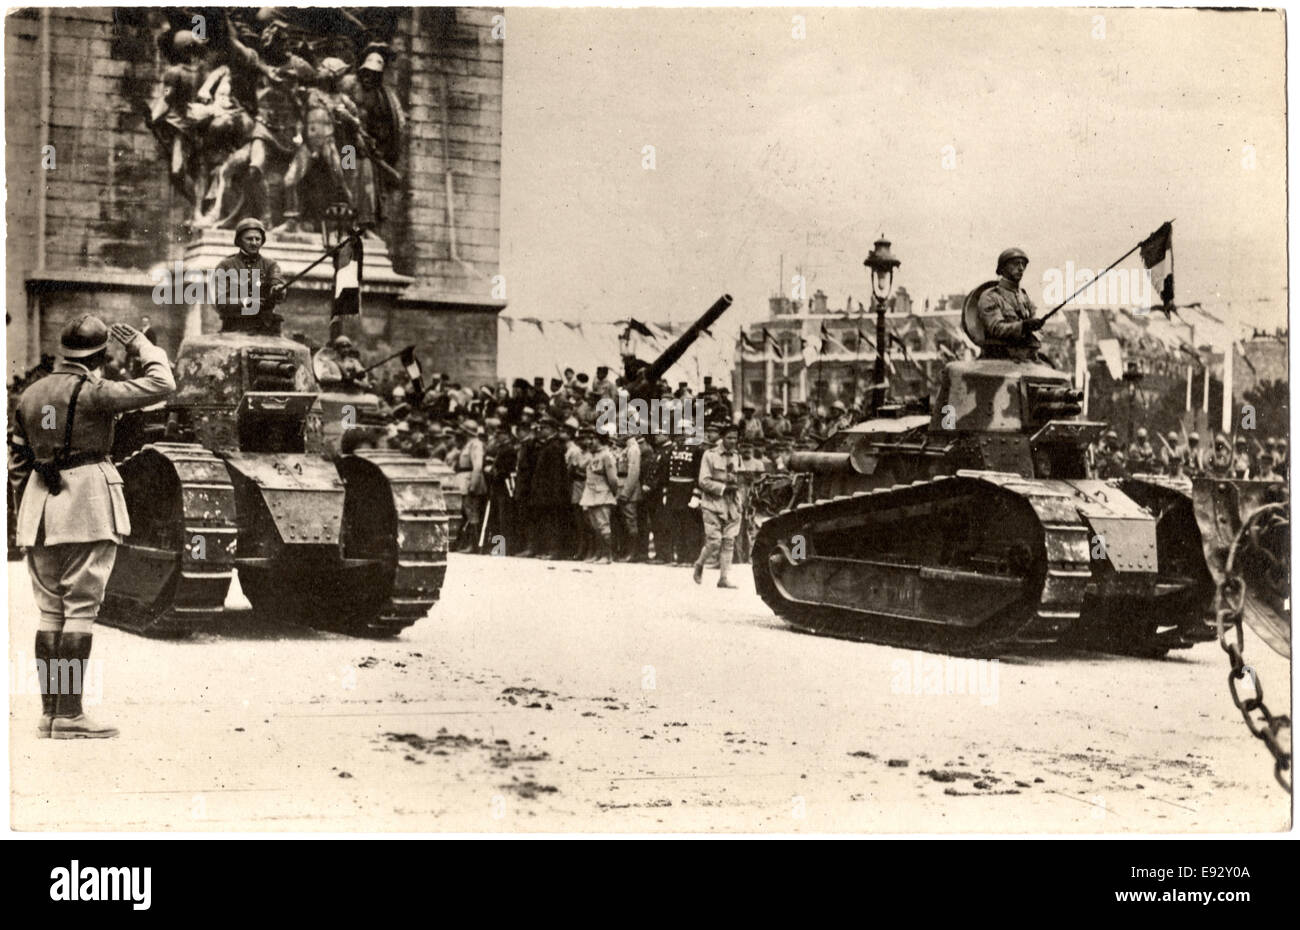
[[1213, 502, 1291, 793]]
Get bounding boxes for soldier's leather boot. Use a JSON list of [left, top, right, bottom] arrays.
[[717, 549, 737, 588], [51, 633, 118, 740], [35, 631, 59, 738], [594, 534, 613, 565], [693, 561, 704, 584]]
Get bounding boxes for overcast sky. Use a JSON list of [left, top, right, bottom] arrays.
[[499, 7, 1286, 338]]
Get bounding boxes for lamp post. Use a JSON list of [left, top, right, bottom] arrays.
[[864, 237, 901, 415], [1122, 359, 1144, 445]]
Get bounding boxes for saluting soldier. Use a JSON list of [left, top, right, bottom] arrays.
[[8, 317, 175, 738], [693, 424, 743, 589], [976, 248, 1046, 362]]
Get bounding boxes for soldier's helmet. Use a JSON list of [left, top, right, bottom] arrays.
[[233, 217, 267, 247], [317, 57, 349, 82], [331, 335, 354, 353], [1235, 435, 1248, 447], [1215, 434, 1230, 450], [1104, 429, 1119, 443], [60, 314, 109, 358], [1188, 432, 1200, 443], [1166, 431, 1179, 443], [1279, 439, 1289, 452], [996, 247, 1029, 274], [172, 29, 206, 54], [1136, 427, 1148, 440]]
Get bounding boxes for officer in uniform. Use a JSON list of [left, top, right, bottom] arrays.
[[693, 424, 742, 589], [214, 217, 288, 334], [8, 317, 175, 738], [454, 420, 486, 552], [976, 248, 1045, 362], [664, 425, 703, 564]]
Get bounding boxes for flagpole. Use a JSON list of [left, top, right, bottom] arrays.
[[1221, 331, 1234, 436], [281, 230, 359, 290], [1038, 220, 1174, 326], [359, 345, 414, 376]]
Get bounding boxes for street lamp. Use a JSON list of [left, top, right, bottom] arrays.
[[864, 237, 901, 415], [1122, 359, 1144, 445]]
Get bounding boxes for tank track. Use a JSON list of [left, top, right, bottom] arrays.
[[752, 473, 1093, 657], [336, 450, 449, 636], [101, 443, 238, 636]]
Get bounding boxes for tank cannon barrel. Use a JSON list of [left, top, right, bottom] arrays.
[[633, 294, 733, 388]]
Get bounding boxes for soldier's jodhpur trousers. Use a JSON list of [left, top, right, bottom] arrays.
[[695, 507, 740, 576], [28, 540, 118, 635]]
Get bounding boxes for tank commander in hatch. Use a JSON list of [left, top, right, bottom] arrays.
[[214, 217, 288, 335], [976, 248, 1046, 362]]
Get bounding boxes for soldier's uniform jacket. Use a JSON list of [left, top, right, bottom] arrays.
[[213, 251, 287, 330], [697, 445, 742, 520], [580, 445, 619, 507], [456, 436, 486, 496], [564, 441, 589, 505], [665, 442, 701, 509], [976, 277, 1040, 360], [9, 341, 175, 546], [1097, 447, 1128, 479], [615, 436, 642, 502], [514, 436, 538, 502], [1127, 442, 1156, 474]]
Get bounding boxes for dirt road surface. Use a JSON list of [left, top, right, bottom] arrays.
[[9, 555, 1291, 832]]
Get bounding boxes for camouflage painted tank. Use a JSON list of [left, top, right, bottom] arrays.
[[752, 357, 1289, 658], [102, 331, 449, 637]]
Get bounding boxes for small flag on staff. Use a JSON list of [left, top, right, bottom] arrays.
[[763, 327, 784, 359], [1139, 221, 1174, 316], [333, 233, 363, 317], [819, 323, 850, 355], [399, 345, 424, 396]]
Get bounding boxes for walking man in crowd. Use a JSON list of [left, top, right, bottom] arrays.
[[693, 424, 742, 589]]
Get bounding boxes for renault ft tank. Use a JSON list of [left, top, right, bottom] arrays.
[[101, 330, 448, 637], [752, 290, 1289, 658]]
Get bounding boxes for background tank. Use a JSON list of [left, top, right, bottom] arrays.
[[752, 355, 1289, 657], [102, 330, 448, 637]]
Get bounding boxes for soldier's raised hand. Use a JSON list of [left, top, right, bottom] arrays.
[[109, 323, 142, 354]]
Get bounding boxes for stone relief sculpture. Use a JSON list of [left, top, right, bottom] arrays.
[[142, 7, 405, 241]]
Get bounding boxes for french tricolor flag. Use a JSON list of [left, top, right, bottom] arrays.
[[332, 234, 363, 317]]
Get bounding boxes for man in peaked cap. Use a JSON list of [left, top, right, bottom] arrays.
[[213, 217, 288, 334], [9, 316, 176, 739], [976, 247, 1044, 362]]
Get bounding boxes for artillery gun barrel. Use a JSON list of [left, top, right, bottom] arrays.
[[638, 294, 733, 387]]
